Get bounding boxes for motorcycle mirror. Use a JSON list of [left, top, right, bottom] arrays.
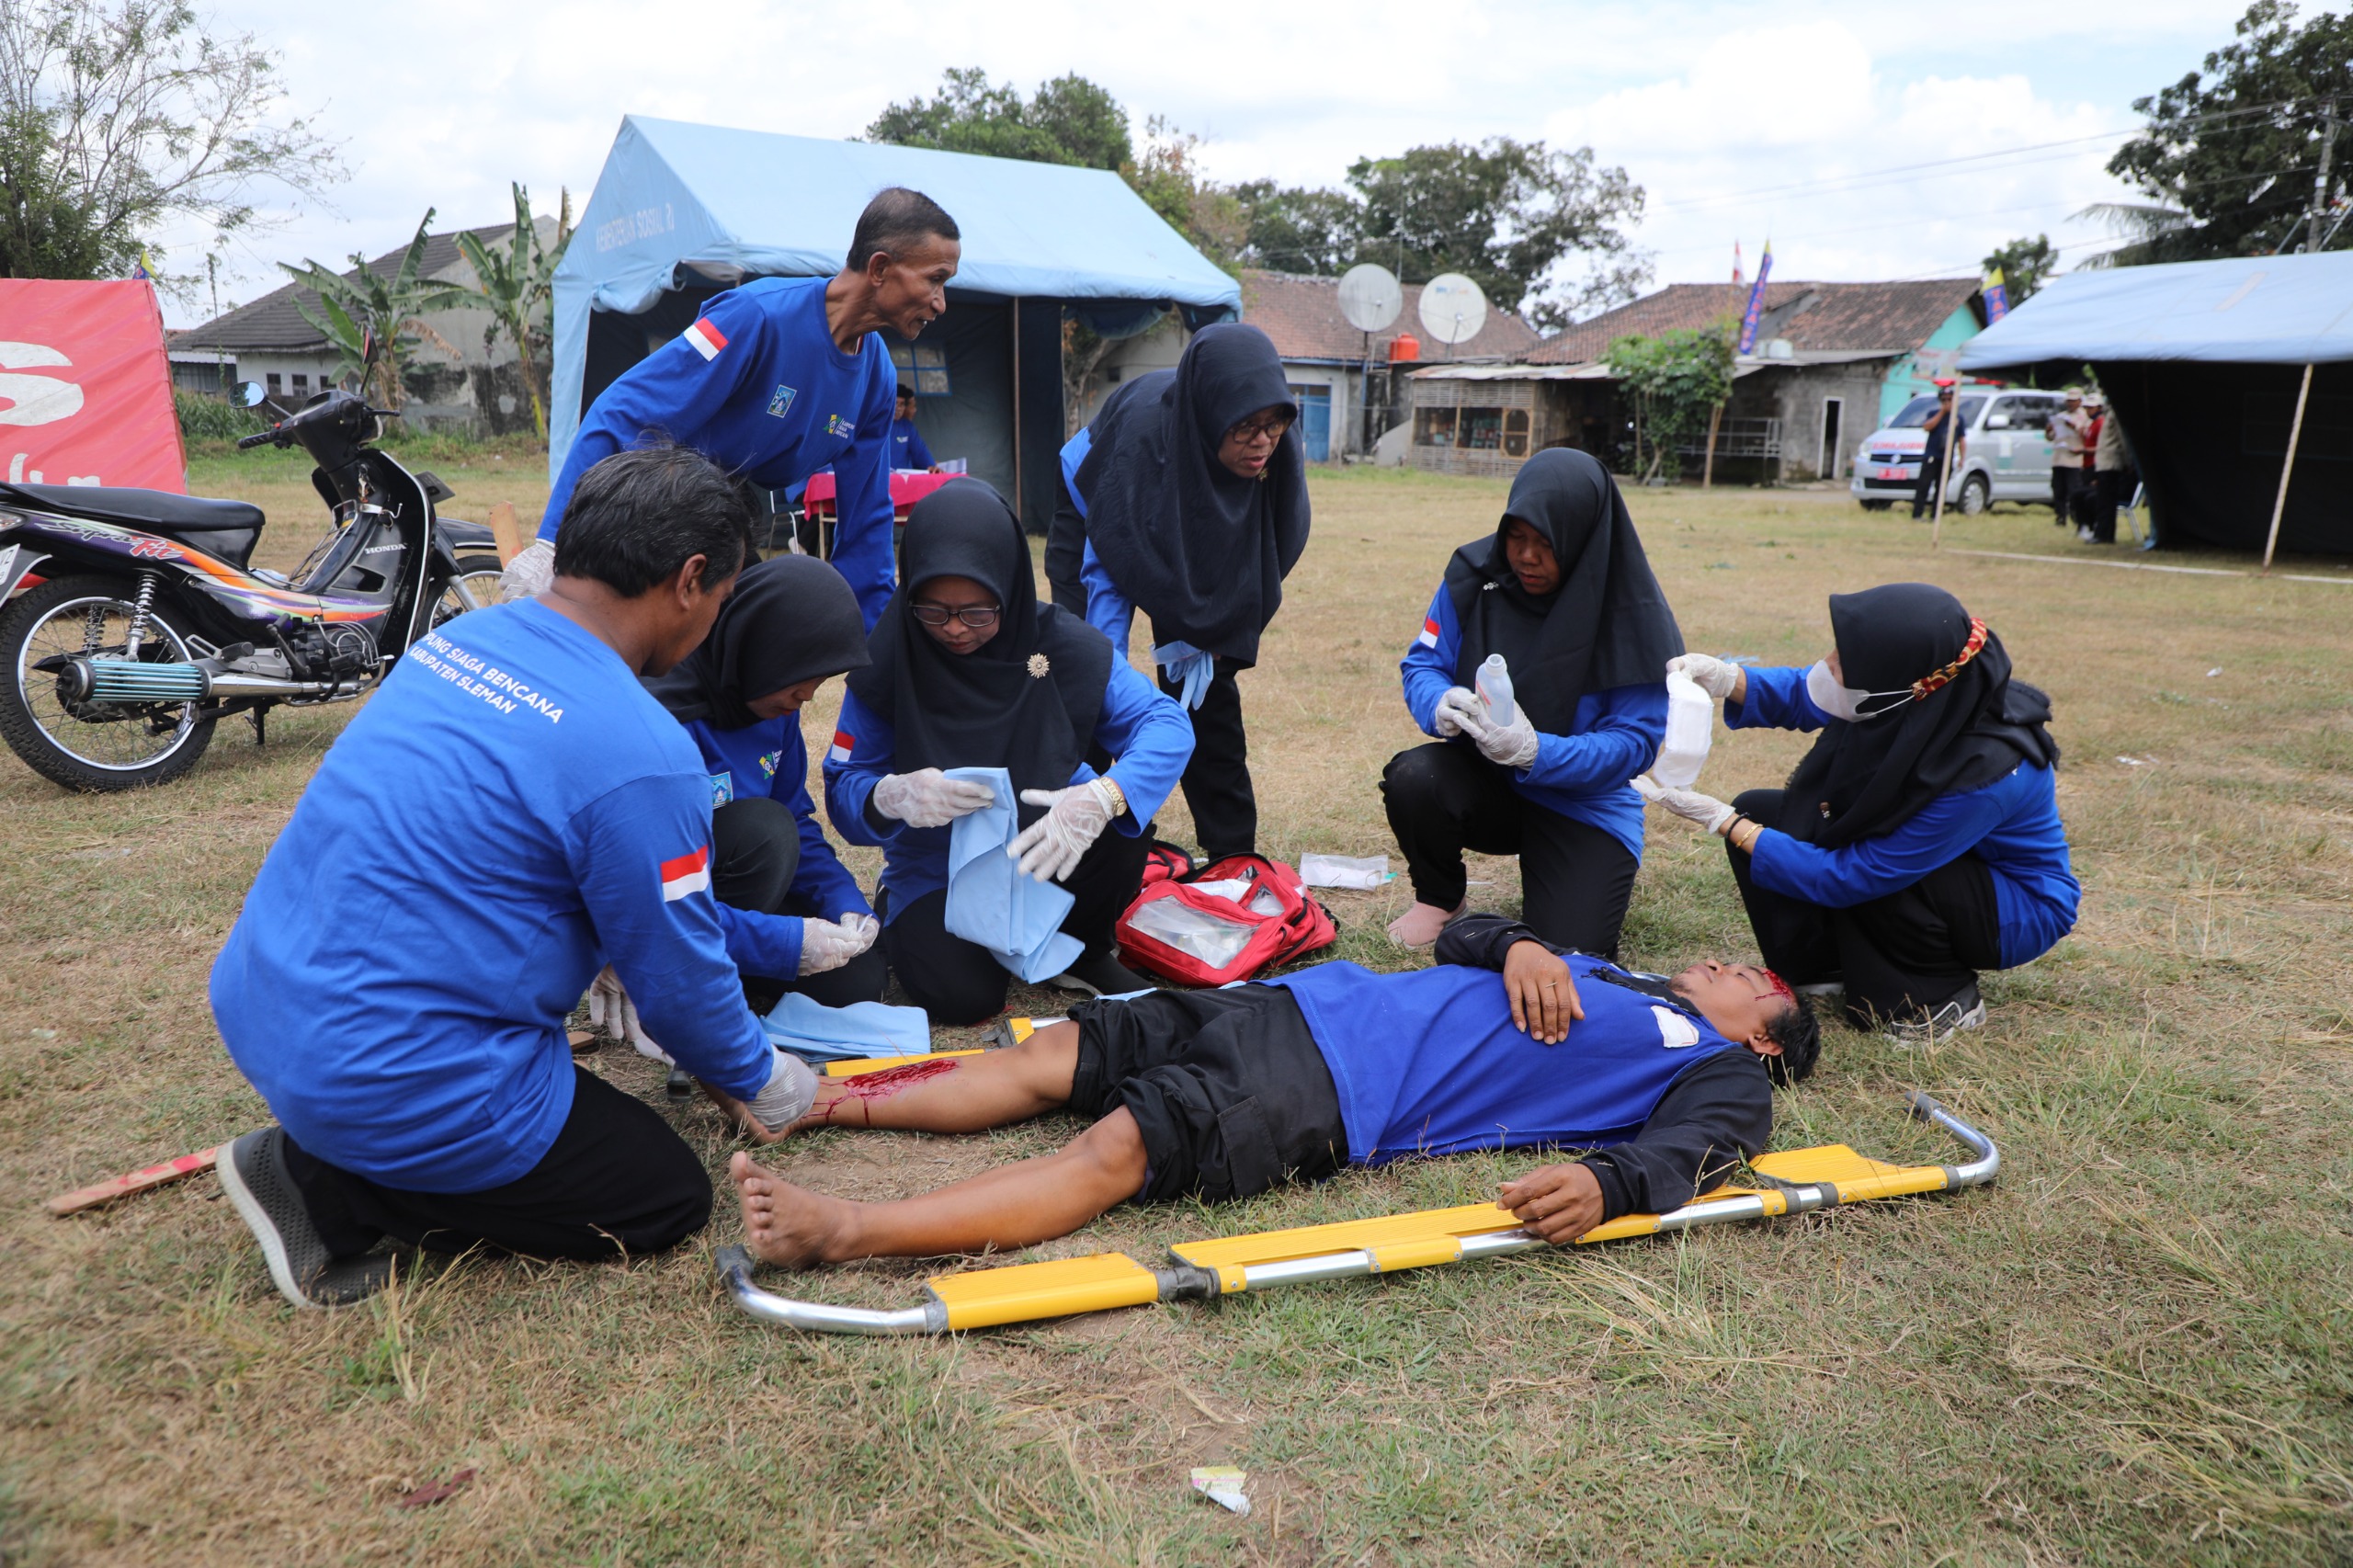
[[232, 381, 267, 408]]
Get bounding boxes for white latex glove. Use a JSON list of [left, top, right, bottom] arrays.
[[1472, 707, 1541, 771], [743, 1051, 820, 1133], [1007, 778, 1120, 882], [798, 914, 879, 976], [499, 537, 554, 600], [586, 965, 669, 1063], [1633, 776, 1738, 835], [870, 768, 995, 828], [1433, 686, 1484, 739], [1665, 653, 1742, 701]]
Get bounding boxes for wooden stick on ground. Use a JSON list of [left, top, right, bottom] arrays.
[[46, 1146, 221, 1217]]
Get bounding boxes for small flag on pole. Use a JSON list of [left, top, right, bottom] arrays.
[[1732, 241, 1745, 289], [1736, 242, 1773, 355], [1983, 267, 2009, 323], [131, 249, 153, 282]]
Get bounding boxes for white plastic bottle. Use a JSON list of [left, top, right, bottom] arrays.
[[1475, 653, 1516, 727], [1653, 669, 1713, 788]]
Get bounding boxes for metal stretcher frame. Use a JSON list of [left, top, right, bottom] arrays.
[[715, 1092, 1998, 1336]]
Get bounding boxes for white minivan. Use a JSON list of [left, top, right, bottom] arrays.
[[1850, 389, 2073, 514]]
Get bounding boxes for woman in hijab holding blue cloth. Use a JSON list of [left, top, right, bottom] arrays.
[[825, 480, 1194, 1024], [1044, 323, 1310, 861], [1383, 449, 1684, 960], [643, 556, 887, 1016], [1645, 584, 2077, 1046]]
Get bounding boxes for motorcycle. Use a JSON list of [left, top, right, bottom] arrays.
[[0, 382, 506, 791]]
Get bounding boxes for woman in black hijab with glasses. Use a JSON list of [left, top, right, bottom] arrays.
[[1646, 584, 2078, 1046], [824, 480, 1194, 1023], [1383, 449, 1685, 960], [1043, 323, 1311, 861]]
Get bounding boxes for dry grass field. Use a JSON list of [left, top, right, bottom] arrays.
[[4, 452, 2350, 1564]]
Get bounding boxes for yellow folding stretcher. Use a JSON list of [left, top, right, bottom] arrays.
[[716, 1091, 1997, 1337]]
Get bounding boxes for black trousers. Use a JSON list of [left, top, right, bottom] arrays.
[[2087, 469, 2122, 542], [1726, 788, 2004, 1027], [286, 1067, 712, 1262], [711, 795, 887, 1012], [1909, 458, 1949, 519], [881, 824, 1152, 1024], [2051, 464, 2084, 523], [1381, 741, 1640, 960], [1162, 657, 1256, 860]]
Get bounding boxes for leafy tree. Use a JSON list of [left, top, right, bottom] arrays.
[[1230, 180, 1361, 274], [455, 183, 574, 439], [865, 68, 1131, 171], [279, 210, 474, 411], [1607, 326, 1734, 482], [0, 0, 339, 292], [1983, 234, 2059, 302], [2103, 0, 2352, 260], [1346, 139, 1647, 327]]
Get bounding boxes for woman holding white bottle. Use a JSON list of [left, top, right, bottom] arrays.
[[1382, 449, 1685, 959]]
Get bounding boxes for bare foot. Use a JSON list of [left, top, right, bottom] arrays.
[[1387, 900, 1466, 948], [729, 1151, 856, 1268]]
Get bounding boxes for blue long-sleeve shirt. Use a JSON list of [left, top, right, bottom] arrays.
[[1056, 428, 1144, 656], [1727, 664, 2080, 968], [890, 416, 934, 470], [539, 277, 900, 627], [1400, 584, 1666, 858], [210, 602, 772, 1193], [823, 659, 1195, 918], [682, 711, 873, 981]]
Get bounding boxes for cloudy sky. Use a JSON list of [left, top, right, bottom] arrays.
[[164, 0, 2255, 326]]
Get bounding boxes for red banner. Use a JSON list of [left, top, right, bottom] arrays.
[[0, 279, 187, 493]]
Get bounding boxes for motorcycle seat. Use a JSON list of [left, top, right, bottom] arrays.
[[2, 482, 264, 534]]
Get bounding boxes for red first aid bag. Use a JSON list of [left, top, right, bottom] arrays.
[[1115, 854, 1337, 987]]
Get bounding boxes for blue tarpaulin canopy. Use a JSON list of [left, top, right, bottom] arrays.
[[1959, 252, 2353, 369], [1961, 253, 2352, 556], [550, 117, 1241, 526]]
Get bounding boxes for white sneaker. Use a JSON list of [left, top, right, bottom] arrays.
[[1883, 995, 1986, 1049]]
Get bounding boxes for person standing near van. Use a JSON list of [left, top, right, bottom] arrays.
[[1910, 385, 1967, 520], [2047, 392, 2089, 527], [2089, 403, 2132, 545]]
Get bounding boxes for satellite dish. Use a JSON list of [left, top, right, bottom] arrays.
[[1336, 263, 1403, 333], [1418, 273, 1489, 347]]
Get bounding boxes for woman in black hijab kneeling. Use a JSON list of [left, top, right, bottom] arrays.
[[1646, 585, 2080, 1046], [1384, 449, 1685, 960], [1043, 323, 1310, 860], [824, 481, 1196, 1023]]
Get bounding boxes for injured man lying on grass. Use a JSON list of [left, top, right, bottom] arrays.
[[722, 915, 1822, 1267]]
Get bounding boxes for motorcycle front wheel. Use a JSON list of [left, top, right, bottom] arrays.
[[0, 574, 217, 792]]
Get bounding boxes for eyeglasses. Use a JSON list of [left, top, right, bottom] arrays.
[[910, 602, 1001, 629], [1227, 415, 1292, 447]]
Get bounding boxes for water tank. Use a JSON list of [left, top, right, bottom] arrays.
[[1389, 331, 1421, 363]]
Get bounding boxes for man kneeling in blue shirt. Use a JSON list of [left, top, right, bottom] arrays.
[[211, 448, 821, 1309], [724, 915, 1820, 1267]]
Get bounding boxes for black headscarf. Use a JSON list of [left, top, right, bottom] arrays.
[[1073, 322, 1311, 665], [644, 555, 870, 730], [1441, 448, 1685, 733], [846, 479, 1112, 824], [1779, 583, 2059, 848]]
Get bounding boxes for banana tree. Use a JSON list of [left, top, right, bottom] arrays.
[[454, 184, 574, 439], [280, 210, 474, 409]]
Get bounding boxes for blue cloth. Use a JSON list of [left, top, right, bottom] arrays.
[[1401, 584, 1665, 858], [682, 711, 872, 981], [824, 660, 1193, 921], [1728, 664, 2081, 969], [1154, 641, 1213, 710], [537, 277, 899, 627], [890, 416, 934, 470], [941, 766, 1084, 982], [761, 992, 930, 1062], [1269, 955, 1741, 1164], [209, 602, 771, 1194]]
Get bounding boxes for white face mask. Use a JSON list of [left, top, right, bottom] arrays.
[[1806, 660, 1913, 723]]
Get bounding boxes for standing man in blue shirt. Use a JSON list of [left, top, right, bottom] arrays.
[[501, 188, 961, 628], [212, 449, 811, 1309]]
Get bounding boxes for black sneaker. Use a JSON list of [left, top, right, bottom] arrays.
[[217, 1127, 393, 1309], [1046, 951, 1151, 998], [665, 1067, 695, 1101]]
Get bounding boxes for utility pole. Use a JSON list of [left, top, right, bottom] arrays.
[[2309, 97, 2338, 255]]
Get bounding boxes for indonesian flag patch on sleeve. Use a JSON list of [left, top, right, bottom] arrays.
[[827, 728, 854, 764], [1415, 617, 1441, 649], [659, 846, 711, 902], [682, 317, 728, 361]]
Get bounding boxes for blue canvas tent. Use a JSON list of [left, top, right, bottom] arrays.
[[551, 117, 1242, 528], [1961, 253, 2353, 554]]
